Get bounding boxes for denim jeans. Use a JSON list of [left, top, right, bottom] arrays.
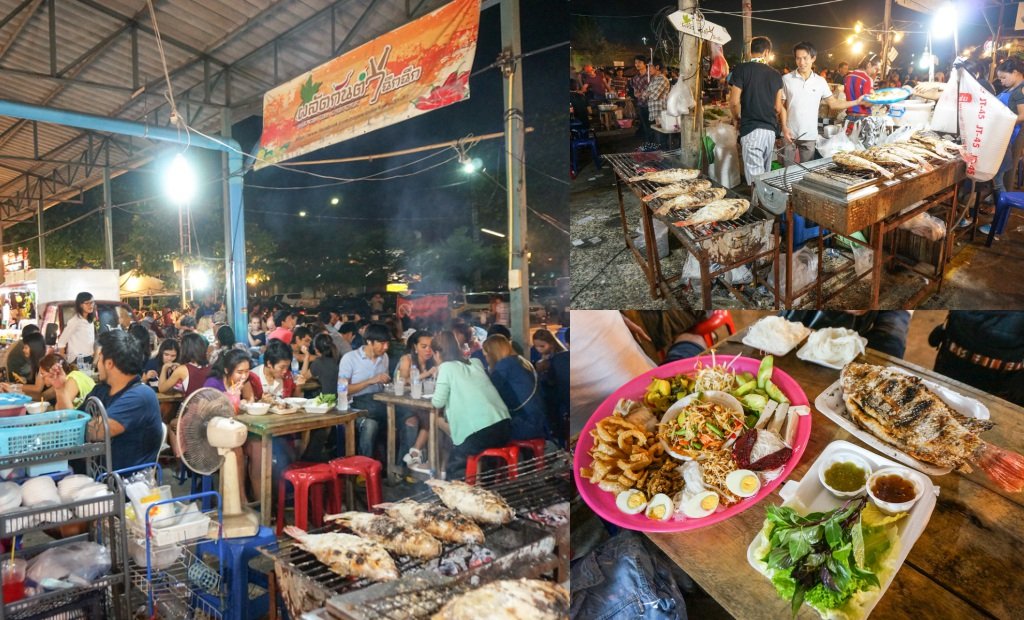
[[571, 530, 688, 620], [352, 394, 388, 458]]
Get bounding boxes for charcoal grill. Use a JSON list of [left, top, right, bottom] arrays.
[[262, 453, 570, 618], [605, 150, 778, 310]]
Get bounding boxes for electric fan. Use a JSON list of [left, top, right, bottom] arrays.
[[174, 388, 258, 538]]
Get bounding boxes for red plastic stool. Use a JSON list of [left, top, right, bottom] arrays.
[[691, 310, 735, 348], [328, 456, 383, 510], [276, 462, 343, 536], [465, 446, 520, 485], [510, 438, 546, 467]]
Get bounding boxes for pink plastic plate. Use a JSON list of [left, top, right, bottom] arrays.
[[573, 355, 812, 532]]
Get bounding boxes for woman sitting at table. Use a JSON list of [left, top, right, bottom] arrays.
[[209, 325, 244, 367], [196, 316, 215, 344], [202, 348, 252, 505], [430, 331, 511, 480], [302, 334, 341, 461], [39, 353, 95, 409], [398, 330, 437, 473], [247, 315, 267, 356], [143, 339, 179, 385], [20, 332, 49, 400], [158, 333, 210, 399], [483, 334, 548, 443]]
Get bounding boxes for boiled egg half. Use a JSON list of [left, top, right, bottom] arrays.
[[725, 469, 761, 498], [615, 489, 648, 515], [681, 490, 720, 519], [645, 493, 674, 521]]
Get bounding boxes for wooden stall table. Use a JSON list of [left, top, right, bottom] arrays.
[[373, 390, 440, 483], [642, 332, 1024, 619], [237, 408, 363, 526]]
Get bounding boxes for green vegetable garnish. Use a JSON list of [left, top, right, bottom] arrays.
[[741, 393, 768, 413], [765, 380, 789, 404], [757, 355, 774, 389]]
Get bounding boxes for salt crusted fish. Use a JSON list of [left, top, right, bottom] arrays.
[[380, 500, 486, 545], [672, 198, 750, 228], [840, 363, 1024, 492], [432, 579, 569, 620], [832, 152, 896, 179], [325, 511, 443, 559], [654, 188, 728, 216], [425, 479, 515, 525], [641, 179, 712, 203], [628, 168, 701, 184], [283, 526, 398, 581]]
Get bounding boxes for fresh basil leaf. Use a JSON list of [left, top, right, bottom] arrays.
[[790, 582, 807, 618], [820, 565, 839, 592], [825, 519, 843, 549]]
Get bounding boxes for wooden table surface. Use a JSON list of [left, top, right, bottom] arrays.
[[239, 408, 363, 525], [643, 335, 1024, 620], [373, 390, 440, 482]]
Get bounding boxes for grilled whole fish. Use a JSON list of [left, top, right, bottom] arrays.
[[654, 188, 728, 216], [325, 511, 443, 559], [432, 579, 569, 620], [641, 179, 712, 202], [672, 198, 750, 228], [873, 144, 936, 170], [840, 363, 1024, 492], [425, 479, 515, 525], [911, 131, 960, 158], [832, 152, 896, 179], [887, 141, 950, 161], [380, 500, 486, 544], [628, 168, 701, 184], [860, 147, 918, 170], [283, 526, 399, 581]]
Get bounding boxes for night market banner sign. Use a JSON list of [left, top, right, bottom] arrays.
[[256, 0, 480, 168]]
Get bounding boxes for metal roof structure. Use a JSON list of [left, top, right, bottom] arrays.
[[0, 0, 450, 224]]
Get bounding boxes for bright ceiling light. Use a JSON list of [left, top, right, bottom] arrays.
[[330, 197, 340, 205], [480, 228, 505, 238], [298, 210, 307, 217], [894, 31, 904, 43], [919, 53, 933, 69], [932, 3, 957, 39], [851, 41, 864, 54], [854, 21, 863, 34], [190, 268, 209, 290], [164, 153, 196, 205]]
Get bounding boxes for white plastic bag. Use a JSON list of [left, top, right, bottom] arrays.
[[28, 542, 111, 587], [853, 244, 874, 276], [667, 78, 695, 116], [930, 71, 961, 134], [940, 68, 1015, 182], [816, 131, 860, 158], [898, 212, 947, 241], [708, 122, 741, 188], [775, 245, 818, 294], [635, 219, 669, 259]]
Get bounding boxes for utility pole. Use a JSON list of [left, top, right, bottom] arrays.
[[880, 0, 893, 79], [680, 0, 702, 168], [742, 1, 752, 61], [102, 165, 114, 269], [500, 0, 530, 346], [991, 2, 1006, 86]]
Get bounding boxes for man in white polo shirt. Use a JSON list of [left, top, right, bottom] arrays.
[[782, 42, 866, 166]]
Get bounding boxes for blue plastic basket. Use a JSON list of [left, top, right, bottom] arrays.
[[0, 409, 89, 458]]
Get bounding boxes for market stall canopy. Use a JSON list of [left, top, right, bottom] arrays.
[[119, 270, 172, 298]]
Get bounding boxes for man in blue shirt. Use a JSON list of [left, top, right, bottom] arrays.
[[338, 323, 391, 457], [55, 329, 162, 471]]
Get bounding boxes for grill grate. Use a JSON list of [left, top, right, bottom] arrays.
[[604, 151, 771, 239], [263, 453, 569, 605]]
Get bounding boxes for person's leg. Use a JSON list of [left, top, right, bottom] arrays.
[[637, 105, 650, 141], [782, 141, 798, 168], [356, 417, 378, 458], [740, 129, 774, 184], [798, 140, 816, 164], [982, 145, 1013, 235]]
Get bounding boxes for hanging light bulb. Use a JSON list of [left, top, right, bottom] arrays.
[[894, 31, 904, 43], [854, 21, 863, 34], [852, 41, 864, 54], [164, 153, 196, 205]]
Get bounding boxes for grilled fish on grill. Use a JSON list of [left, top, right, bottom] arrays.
[[380, 500, 486, 544], [325, 511, 443, 559], [432, 579, 569, 620], [887, 141, 950, 161], [840, 363, 1024, 491], [832, 152, 896, 179], [641, 179, 712, 202], [860, 148, 919, 170], [628, 168, 701, 184], [654, 188, 728, 216], [873, 144, 936, 170], [283, 526, 399, 582], [672, 198, 750, 228], [910, 131, 960, 158], [425, 479, 515, 525]]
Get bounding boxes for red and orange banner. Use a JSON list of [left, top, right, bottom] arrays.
[[397, 294, 450, 321], [256, 0, 480, 168]]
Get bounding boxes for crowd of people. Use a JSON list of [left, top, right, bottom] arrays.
[[0, 291, 571, 500]]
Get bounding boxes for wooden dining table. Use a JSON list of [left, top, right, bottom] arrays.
[[373, 389, 440, 483], [640, 334, 1024, 620]]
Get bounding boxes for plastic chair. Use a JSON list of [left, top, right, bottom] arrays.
[[197, 526, 277, 620], [781, 213, 823, 250], [328, 456, 383, 510], [986, 191, 1024, 246], [509, 438, 546, 467], [276, 462, 343, 536], [465, 446, 520, 485], [570, 128, 601, 178], [690, 310, 736, 348]]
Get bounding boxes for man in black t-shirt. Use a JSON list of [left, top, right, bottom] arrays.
[[729, 36, 786, 184]]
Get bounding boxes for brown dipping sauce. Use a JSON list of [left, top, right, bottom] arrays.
[[871, 474, 916, 503]]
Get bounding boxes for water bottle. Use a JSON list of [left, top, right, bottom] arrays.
[[291, 357, 300, 375], [410, 367, 422, 399], [336, 378, 349, 411]]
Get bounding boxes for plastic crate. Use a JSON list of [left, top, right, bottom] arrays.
[[0, 410, 89, 476], [128, 509, 213, 547]]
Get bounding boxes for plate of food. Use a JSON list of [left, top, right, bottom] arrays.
[[796, 327, 868, 369], [816, 362, 1024, 492], [269, 402, 300, 415], [574, 355, 813, 531], [862, 87, 911, 105], [741, 316, 813, 357], [748, 440, 937, 620]]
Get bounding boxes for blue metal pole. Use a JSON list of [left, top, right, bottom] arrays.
[[0, 98, 249, 339]]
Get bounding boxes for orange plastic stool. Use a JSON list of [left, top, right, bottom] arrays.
[[328, 456, 383, 510], [509, 438, 546, 467], [465, 446, 520, 485], [276, 462, 342, 536], [691, 310, 735, 348]]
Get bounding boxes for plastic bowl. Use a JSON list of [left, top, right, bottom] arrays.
[[616, 119, 634, 129], [243, 403, 270, 416], [867, 467, 922, 515], [283, 397, 308, 408], [817, 451, 872, 498], [25, 402, 49, 414], [303, 403, 330, 414], [659, 391, 745, 461]]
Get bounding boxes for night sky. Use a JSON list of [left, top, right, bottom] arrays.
[[571, 0, 1012, 72]]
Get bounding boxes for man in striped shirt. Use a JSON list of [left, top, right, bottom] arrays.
[[844, 53, 881, 118], [646, 60, 672, 149], [631, 55, 651, 144], [729, 36, 786, 183]]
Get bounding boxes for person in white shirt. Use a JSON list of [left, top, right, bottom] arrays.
[[781, 42, 865, 166], [56, 292, 96, 363]]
